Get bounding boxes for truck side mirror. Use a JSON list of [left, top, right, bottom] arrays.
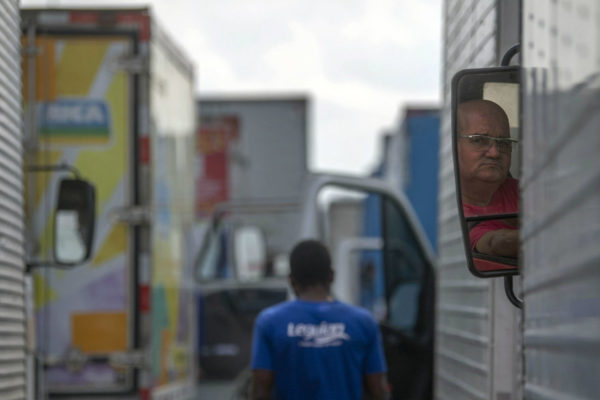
[[451, 66, 521, 277], [54, 178, 96, 265]]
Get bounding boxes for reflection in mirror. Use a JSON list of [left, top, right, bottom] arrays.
[[53, 178, 95, 265], [55, 210, 86, 263], [234, 226, 267, 280], [452, 67, 520, 277]]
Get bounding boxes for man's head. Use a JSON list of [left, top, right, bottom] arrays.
[[457, 100, 512, 188], [289, 239, 333, 294]]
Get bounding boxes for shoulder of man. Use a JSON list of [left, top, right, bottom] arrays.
[[336, 301, 379, 324], [256, 299, 297, 323]]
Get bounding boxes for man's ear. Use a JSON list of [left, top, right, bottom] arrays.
[[328, 269, 334, 284]]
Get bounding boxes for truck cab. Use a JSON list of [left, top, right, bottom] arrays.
[[194, 205, 291, 381]]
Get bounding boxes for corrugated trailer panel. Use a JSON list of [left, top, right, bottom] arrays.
[[0, 1, 25, 400], [438, 1, 496, 399], [522, 1, 600, 399]]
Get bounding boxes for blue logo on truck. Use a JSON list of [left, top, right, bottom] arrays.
[[39, 99, 111, 141]]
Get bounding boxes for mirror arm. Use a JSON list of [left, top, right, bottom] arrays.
[[25, 260, 71, 274], [26, 162, 82, 179], [501, 43, 520, 67], [503, 275, 523, 308]]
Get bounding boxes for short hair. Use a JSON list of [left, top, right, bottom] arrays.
[[289, 240, 332, 288]]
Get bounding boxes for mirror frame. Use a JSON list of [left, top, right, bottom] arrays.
[[193, 212, 228, 283], [53, 178, 96, 266], [451, 66, 521, 278]]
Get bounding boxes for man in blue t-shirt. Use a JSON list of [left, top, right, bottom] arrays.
[[250, 239, 389, 400]]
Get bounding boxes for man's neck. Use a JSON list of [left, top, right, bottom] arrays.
[[296, 286, 333, 302], [461, 179, 503, 206]]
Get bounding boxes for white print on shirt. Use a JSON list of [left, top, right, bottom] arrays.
[[287, 322, 350, 347]]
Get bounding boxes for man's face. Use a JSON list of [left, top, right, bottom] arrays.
[[458, 103, 511, 185]]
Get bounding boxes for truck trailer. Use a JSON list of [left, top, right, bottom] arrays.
[[21, 7, 197, 399], [194, 97, 308, 385]]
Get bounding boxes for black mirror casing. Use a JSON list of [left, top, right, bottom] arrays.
[[451, 66, 521, 278], [53, 178, 96, 266]]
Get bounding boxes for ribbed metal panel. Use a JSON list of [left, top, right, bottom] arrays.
[[522, 1, 600, 399], [437, 1, 496, 399], [0, 1, 25, 400]]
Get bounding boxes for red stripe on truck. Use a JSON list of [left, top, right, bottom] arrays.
[[116, 12, 151, 41], [69, 11, 98, 24], [139, 284, 150, 312], [139, 136, 150, 164]]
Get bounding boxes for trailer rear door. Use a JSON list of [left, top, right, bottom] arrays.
[[22, 27, 139, 395]]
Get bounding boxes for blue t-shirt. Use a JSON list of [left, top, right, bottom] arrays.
[[251, 299, 387, 400]]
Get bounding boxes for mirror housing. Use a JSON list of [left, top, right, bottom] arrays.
[[451, 66, 521, 278], [53, 178, 96, 265]]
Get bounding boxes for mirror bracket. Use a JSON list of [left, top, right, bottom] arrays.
[[501, 43, 520, 67], [501, 43, 522, 309], [25, 260, 69, 274], [504, 275, 523, 308], [500, 43, 521, 67], [26, 162, 82, 179]]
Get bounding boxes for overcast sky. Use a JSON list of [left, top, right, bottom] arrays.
[[22, 0, 442, 175]]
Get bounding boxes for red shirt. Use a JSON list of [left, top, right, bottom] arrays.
[[463, 178, 519, 250]]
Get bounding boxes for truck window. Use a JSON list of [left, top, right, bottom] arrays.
[[381, 195, 429, 334]]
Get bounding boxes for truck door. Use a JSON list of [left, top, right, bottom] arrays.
[[23, 29, 139, 395], [300, 174, 435, 400], [379, 194, 435, 400]]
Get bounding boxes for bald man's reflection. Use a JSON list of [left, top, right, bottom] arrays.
[[457, 100, 519, 258]]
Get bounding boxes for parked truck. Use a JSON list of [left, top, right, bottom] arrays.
[[194, 97, 308, 383], [21, 8, 198, 399]]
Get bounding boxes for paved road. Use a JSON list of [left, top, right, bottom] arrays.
[[196, 380, 236, 399], [196, 372, 250, 399]]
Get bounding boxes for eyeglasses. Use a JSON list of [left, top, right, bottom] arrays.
[[459, 134, 518, 153]]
